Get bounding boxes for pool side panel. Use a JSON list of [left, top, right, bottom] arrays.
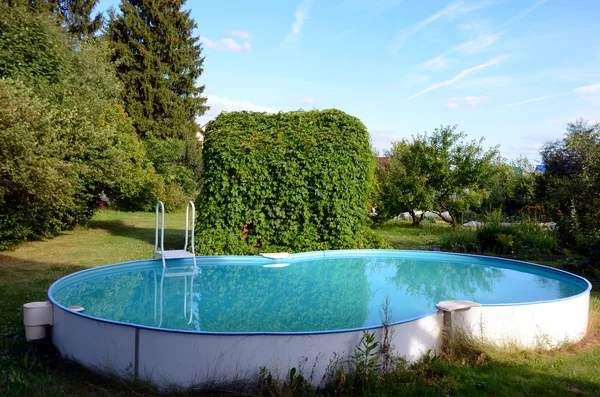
[[46, 249, 592, 389], [52, 306, 136, 375], [135, 312, 442, 389], [455, 291, 590, 348]]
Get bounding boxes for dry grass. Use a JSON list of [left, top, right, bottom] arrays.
[[2, 211, 600, 396]]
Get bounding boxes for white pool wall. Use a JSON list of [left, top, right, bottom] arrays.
[[52, 306, 136, 375], [453, 290, 590, 348], [51, 289, 591, 390], [48, 250, 592, 389], [51, 306, 443, 389]]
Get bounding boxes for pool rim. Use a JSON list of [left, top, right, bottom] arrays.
[[47, 249, 592, 336]]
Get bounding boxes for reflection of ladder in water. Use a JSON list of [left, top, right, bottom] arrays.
[[153, 266, 197, 327], [152, 200, 199, 327], [153, 200, 197, 269]]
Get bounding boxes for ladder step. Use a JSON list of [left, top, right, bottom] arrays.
[[163, 271, 195, 277], [156, 250, 195, 259]]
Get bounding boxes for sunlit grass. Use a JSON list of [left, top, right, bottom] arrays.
[[1, 211, 599, 395], [372, 219, 451, 250], [0, 210, 188, 288]]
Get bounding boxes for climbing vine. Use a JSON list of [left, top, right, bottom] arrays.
[[195, 109, 379, 254]]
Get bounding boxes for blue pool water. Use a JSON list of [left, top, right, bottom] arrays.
[[49, 251, 590, 334]]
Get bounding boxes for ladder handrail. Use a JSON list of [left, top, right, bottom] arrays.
[[154, 201, 165, 258], [154, 200, 196, 270], [184, 201, 195, 255]]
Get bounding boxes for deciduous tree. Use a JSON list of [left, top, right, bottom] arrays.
[[376, 140, 433, 226], [539, 119, 600, 256], [375, 126, 498, 228], [420, 126, 499, 227]]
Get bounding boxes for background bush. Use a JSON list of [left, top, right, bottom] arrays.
[[440, 223, 557, 256], [196, 109, 378, 254], [0, 5, 161, 248], [145, 138, 198, 209], [0, 79, 77, 249], [538, 120, 600, 259]]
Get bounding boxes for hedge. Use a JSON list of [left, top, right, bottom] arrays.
[[195, 109, 380, 254], [0, 6, 161, 249]]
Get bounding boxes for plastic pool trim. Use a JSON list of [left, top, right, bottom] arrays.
[[48, 249, 592, 336]]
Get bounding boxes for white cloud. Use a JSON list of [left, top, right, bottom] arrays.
[[543, 117, 600, 129], [399, 73, 431, 87], [392, 1, 501, 51], [421, 1, 548, 71], [465, 96, 488, 106], [509, 144, 541, 150], [462, 76, 515, 87], [421, 56, 455, 71], [198, 95, 277, 127], [499, 0, 550, 29], [334, 0, 403, 40], [200, 36, 251, 52], [370, 130, 404, 139], [228, 30, 252, 41], [284, 0, 314, 44], [296, 98, 317, 107], [573, 83, 600, 95], [343, 0, 402, 10], [458, 19, 491, 33], [391, 1, 465, 52], [443, 96, 488, 109], [407, 55, 509, 100], [496, 94, 561, 110], [420, 32, 502, 71], [455, 32, 503, 53], [463, 96, 489, 106]]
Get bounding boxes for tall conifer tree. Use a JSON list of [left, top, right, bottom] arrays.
[[107, 0, 207, 140], [59, 0, 103, 39]]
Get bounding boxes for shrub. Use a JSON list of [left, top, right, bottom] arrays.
[[0, 7, 162, 248], [196, 109, 377, 254], [440, 222, 557, 256], [0, 79, 78, 249], [0, 4, 71, 86], [476, 223, 556, 255], [538, 120, 600, 259], [439, 229, 480, 253]]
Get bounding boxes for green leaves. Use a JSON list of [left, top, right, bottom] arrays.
[[0, 7, 162, 248], [107, 0, 207, 140], [376, 126, 499, 227], [540, 119, 600, 257], [196, 109, 378, 254]]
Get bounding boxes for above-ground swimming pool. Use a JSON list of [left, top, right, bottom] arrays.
[[48, 250, 591, 388]]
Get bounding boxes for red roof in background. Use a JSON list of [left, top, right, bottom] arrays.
[[377, 157, 389, 167]]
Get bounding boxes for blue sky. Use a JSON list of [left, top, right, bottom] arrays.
[[97, 0, 600, 162]]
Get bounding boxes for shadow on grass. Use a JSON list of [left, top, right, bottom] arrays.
[[0, 256, 88, 289], [373, 221, 423, 231], [1, 258, 598, 396], [87, 219, 188, 251]]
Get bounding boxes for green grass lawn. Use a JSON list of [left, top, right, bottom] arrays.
[[1, 211, 599, 396], [373, 219, 451, 250]]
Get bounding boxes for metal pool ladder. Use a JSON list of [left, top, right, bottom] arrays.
[[152, 200, 198, 327], [153, 200, 197, 269]]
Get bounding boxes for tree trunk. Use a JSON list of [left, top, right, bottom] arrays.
[[409, 210, 425, 226], [434, 210, 455, 228]]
